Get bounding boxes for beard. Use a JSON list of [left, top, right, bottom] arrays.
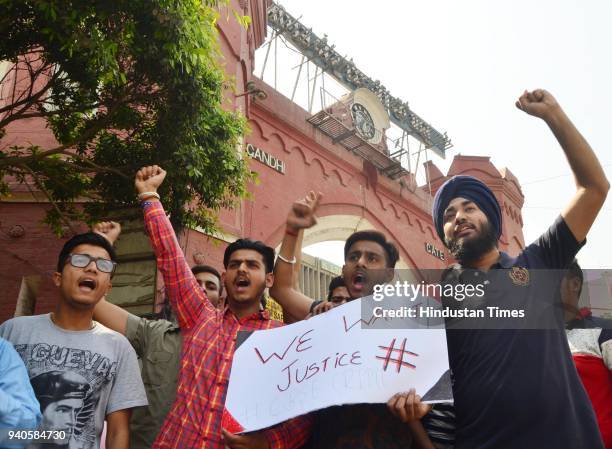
[[445, 221, 497, 264]]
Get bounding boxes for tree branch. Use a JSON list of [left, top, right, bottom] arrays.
[[0, 65, 60, 119], [47, 156, 131, 179], [0, 108, 119, 169], [20, 166, 79, 235]]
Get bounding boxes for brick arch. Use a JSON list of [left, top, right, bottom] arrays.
[[268, 210, 427, 272]]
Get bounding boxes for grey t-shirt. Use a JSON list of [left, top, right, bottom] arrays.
[[0, 314, 148, 449]]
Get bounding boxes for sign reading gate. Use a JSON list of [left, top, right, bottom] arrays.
[[246, 143, 286, 174]]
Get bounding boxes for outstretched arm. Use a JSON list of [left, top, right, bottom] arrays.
[[93, 299, 130, 337], [135, 165, 211, 329], [92, 222, 130, 337], [516, 89, 609, 242], [270, 192, 322, 320]]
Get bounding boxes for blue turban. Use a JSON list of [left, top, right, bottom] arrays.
[[432, 175, 502, 244]]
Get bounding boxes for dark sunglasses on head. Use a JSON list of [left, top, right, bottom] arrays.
[[67, 253, 117, 274]]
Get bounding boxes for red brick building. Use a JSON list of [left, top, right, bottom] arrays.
[[0, 0, 525, 322]]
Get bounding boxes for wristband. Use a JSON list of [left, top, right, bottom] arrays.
[[285, 228, 299, 237], [141, 201, 157, 208], [137, 191, 160, 201], [277, 254, 297, 264]]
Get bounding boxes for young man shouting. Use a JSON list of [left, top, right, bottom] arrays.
[[92, 221, 224, 449], [134, 165, 312, 449], [270, 192, 439, 449], [0, 232, 147, 449]]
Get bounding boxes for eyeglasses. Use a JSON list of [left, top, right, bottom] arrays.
[[330, 296, 350, 304], [67, 254, 117, 274]]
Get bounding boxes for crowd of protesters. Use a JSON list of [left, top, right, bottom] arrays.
[[0, 89, 610, 449]]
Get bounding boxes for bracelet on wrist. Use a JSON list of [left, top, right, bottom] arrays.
[[137, 191, 160, 201], [277, 254, 297, 264]]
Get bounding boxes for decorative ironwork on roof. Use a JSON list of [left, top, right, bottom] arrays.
[[267, 2, 452, 158]]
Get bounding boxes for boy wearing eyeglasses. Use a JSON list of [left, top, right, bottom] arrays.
[[0, 232, 148, 449]]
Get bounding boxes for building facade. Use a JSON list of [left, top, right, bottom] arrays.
[[0, 0, 525, 321]]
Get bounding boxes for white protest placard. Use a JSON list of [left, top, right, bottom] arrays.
[[222, 297, 451, 433]]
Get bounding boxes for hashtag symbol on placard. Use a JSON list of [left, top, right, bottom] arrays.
[[376, 338, 418, 373]]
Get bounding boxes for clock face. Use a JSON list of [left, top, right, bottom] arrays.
[[351, 103, 376, 140]]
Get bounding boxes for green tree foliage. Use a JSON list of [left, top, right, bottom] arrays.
[[0, 0, 250, 233]]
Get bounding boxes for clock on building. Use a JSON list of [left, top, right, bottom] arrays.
[[350, 103, 376, 141]]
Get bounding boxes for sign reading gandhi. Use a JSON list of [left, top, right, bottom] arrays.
[[222, 298, 451, 433], [246, 143, 286, 174]]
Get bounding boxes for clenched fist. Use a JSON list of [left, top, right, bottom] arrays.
[[515, 89, 561, 122], [93, 221, 121, 245], [286, 191, 322, 232], [135, 165, 167, 195]]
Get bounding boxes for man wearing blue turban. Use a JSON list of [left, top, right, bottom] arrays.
[[433, 174, 502, 264], [431, 89, 609, 449]]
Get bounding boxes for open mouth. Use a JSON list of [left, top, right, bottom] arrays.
[[352, 273, 366, 291], [235, 278, 251, 292], [78, 277, 97, 292], [455, 224, 475, 238]]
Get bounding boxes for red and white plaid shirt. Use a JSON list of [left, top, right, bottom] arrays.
[[144, 202, 312, 449]]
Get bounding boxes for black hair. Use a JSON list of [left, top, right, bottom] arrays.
[[192, 264, 223, 295], [344, 230, 399, 268], [327, 276, 346, 300], [30, 371, 90, 411], [223, 239, 275, 274], [57, 232, 117, 273], [565, 259, 584, 297]]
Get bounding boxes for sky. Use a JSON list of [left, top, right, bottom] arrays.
[[264, 0, 612, 269]]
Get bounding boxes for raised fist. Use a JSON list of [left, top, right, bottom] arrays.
[[286, 191, 322, 232], [515, 89, 560, 121], [135, 165, 167, 195], [93, 221, 121, 245]]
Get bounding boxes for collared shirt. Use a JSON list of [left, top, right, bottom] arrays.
[[125, 315, 182, 449], [144, 202, 312, 449], [443, 216, 604, 449]]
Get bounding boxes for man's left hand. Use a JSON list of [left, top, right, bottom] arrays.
[[387, 389, 432, 423], [515, 89, 561, 121], [305, 301, 335, 319], [93, 221, 122, 245], [221, 429, 270, 449]]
